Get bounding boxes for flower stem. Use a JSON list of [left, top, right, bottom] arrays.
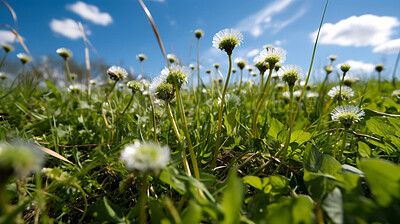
[[260, 71, 264, 91], [275, 86, 294, 159], [238, 68, 243, 94], [65, 60, 87, 129], [101, 81, 117, 129], [167, 102, 192, 176], [211, 54, 233, 168], [378, 71, 381, 93], [0, 52, 8, 69], [338, 71, 347, 105], [120, 91, 135, 118], [252, 67, 273, 138], [338, 126, 349, 161], [139, 173, 148, 224], [176, 87, 200, 179]]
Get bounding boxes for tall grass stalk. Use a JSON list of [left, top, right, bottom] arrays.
[[252, 67, 273, 138], [65, 60, 86, 129], [175, 87, 200, 179], [167, 102, 192, 176]]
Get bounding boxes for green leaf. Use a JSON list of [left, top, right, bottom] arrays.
[[221, 168, 243, 224], [366, 117, 396, 137], [243, 176, 263, 190], [263, 176, 290, 195], [181, 201, 202, 224], [290, 130, 311, 144], [357, 141, 371, 158], [268, 118, 284, 139], [322, 188, 343, 224], [359, 159, 400, 207], [159, 167, 186, 195], [265, 195, 314, 224], [45, 79, 61, 101]]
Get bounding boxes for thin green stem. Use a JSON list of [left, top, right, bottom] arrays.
[[139, 173, 148, 224], [238, 68, 243, 94], [176, 87, 200, 179], [260, 71, 264, 91], [338, 126, 349, 161], [211, 54, 233, 168], [338, 71, 347, 105], [150, 94, 157, 142], [65, 60, 87, 129], [120, 91, 135, 118], [166, 102, 192, 176], [378, 71, 381, 93], [252, 68, 273, 138], [0, 52, 8, 69], [101, 81, 117, 129], [276, 87, 294, 158]]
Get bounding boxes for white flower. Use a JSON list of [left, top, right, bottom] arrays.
[[0, 142, 45, 178], [107, 66, 128, 81], [331, 105, 364, 127], [56, 48, 73, 60], [189, 63, 196, 70], [305, 91, 319, 98], [392, 89, 400, 98], [212, 28, 243, 54], [2, 44, 13, 53], [257, 47, 286, 65], [328, 86, 354, 100], [161, 64, 190, 88], [120, 141, 170, 173], [149, 76, 166, 94], [17, 53, 32, 64]]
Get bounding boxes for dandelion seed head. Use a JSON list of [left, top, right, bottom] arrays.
[[212, 28, 243, 55], [328, 86, 354, 101], [2, 44, 13, 53], [324, 65, 334, 74], [194, 29, 204, 39], [127, 80, 143, 94], [257, 47, 286, 66], [331, 105, 364, 127], [340, 64, 351, 73], [107, 66, 128, 81], [120, 141, 170, 173], [281, 65, 302, 88], [329, 55, 337, 62], [235, 57, 247, 70], [375, 64, 384, 72], [167, 54, 178, 63], [17, 53, 31, 64], [56, 48, 72, 60], [161, 64, 190, 89]]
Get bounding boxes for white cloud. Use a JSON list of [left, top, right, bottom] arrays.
[[337, 60, 375, 74], [246, 49, 260, 58], [373, 38, 400, 54], [50, 18, 83, 39], [0, 30, 18, 44], [311, 14, 400, 47], [67, 1, 112, 26], [235, 0, 299, 37]]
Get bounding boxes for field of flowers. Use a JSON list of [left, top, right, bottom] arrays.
[[1, 1, 400, 223]]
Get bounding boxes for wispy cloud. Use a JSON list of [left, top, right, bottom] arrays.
[[0, 30, 22, 44], [235, 0, 301, 37], [50, 18, 84, 39], [310, 14, 400, 47], [337, 60, 375, 74], [246, 49, 260, 58], [373, 38, 400, 54], [67, 1, 113, 26]]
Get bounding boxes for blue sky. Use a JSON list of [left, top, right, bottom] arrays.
[[1, 0, 400, 83]]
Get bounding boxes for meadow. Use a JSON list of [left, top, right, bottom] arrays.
[[1, 0, 400, 223]]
